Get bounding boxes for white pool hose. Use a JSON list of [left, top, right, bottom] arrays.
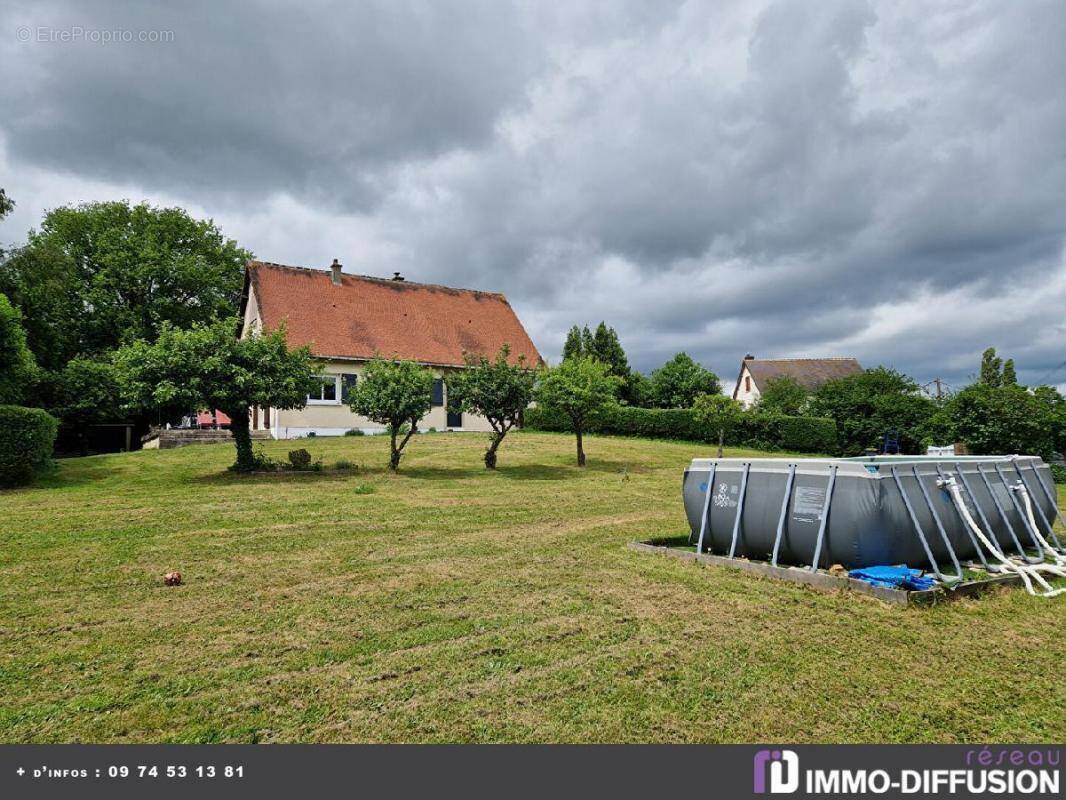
[[938, 476, 1066, 599]]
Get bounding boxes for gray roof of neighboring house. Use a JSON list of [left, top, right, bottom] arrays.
[[733, 357, 863, 398]]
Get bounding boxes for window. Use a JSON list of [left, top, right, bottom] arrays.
[[341, 373, 358, 402], [308, 375, 340, 404], [431, 378, 445, 407], [744, 376, 751, 393]]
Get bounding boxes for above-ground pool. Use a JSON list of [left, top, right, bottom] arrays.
[[682, 455, 1062, 575]]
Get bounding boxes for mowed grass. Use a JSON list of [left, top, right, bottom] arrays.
[[1, 431, 1064, 744]]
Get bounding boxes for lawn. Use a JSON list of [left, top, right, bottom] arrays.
[[1, 431, 1063, 743]]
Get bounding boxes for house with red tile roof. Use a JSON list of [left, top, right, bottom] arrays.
[[239, 260, 542, 438], [732, 354, 862, 409]]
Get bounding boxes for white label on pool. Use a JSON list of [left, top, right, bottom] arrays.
[[792, 486, 826, 521]]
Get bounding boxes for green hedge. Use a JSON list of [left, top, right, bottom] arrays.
[[1051, 463, 1066, 485], [524, 405, 836, 454], [0, 406, 59, 488]]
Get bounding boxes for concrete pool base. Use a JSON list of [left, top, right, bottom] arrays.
[[630, 539, 1023, 606]]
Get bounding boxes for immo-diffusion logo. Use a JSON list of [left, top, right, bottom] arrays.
[[752, 746, 1060, 795], [754, 749, 800, 794]]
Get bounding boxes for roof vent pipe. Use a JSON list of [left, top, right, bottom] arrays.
[[330, 258, 342, 285], [392, 272, 405, 281]]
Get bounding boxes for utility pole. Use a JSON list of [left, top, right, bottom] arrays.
[[933, 377, 943, 400]]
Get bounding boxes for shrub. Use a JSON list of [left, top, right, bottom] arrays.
[[248, 446, 280, 472], [344, 428, 365, 436], [774, 414, 838, 453], [0, 405, 59, 487], [333, 459, 355, 471], [287, 448, 312, 469], [1051, 463, 1065, 484]]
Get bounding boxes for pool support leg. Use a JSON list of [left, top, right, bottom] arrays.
[[891, 466, 948, 582], [1020, 462, 1064, 552], [912, 466, 963, 581], [771, 464, 797, 567], [695, 463, 717, 555], [941, 464, 991, 570], [994, 463, 1046, 560], [727, 463, 751, 559], [976, 465, 1038, 563], [808, 465, 838, 572]]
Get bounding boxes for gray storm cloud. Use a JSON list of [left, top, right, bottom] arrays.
[[1, 0, 1064, 389]]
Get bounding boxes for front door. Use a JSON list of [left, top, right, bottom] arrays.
[[446, 410, 462, 429]]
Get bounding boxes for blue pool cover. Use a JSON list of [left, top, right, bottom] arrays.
[[848, 565, 936, 591]]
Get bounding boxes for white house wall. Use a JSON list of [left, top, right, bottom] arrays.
[[264, 360, 494, 438], [733, 365, 760, 409]]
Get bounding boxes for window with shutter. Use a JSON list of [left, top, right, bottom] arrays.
[[341, 373, 358, 402]]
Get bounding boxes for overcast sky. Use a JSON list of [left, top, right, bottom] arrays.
[[2, 0, 1064, 391]]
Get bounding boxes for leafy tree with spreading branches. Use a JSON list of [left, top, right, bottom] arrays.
[[535, 356, 620, 466], [447, 345, 537, 469], [348, 358, 434, 470], [0, 293, 37, 405], [692, 393, 744, 457], [114, 320, 318, 471], [52, 359, 123, 456], [757, 375, 808, 415], [0, 200, 250, 370], [648, 352, 720, 408]]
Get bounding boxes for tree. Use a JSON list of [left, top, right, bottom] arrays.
[[590, 322, 631, 379], [348, 358, 434, 470], [114, 320, 318, 471], [0, 189, 12, 218], [0, 243, 80, 374], [535, 357, 620, 466], [808, 367, 936, 455], [52, 359, 122, 456], [757, 375, 808, 415], [447, 345, 536, 469], [938, 383, 1056, 458], [625, 371, 653, 408], [0, 201, 250, 368], [1002, 358, 1018, 386], [648, 352, 721, 408], [0, 293, 37, 405], [1033, 385, 1066, 454], [692, 393, 744, 457], [979, 347, 1003, 387], [562, 326, 585, 361]]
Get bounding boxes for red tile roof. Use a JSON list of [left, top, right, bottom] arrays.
[[243, 261, 542, 367]]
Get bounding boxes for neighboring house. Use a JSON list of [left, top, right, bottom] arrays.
[[732, 354, 863, 409], [239, 260, 542, 438]]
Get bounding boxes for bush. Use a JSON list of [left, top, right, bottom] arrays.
[[247, 446, 280, 472], [774, 415, 838, 453], [287, 448, 312, 469], [523, 404, 836, 453], [0, 405, 59, 487], [333, 459, 355, 471], [344, 428, 365, 436], [1051, 463, 1066, 484]]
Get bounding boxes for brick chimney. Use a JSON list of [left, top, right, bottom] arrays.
[[330, 258, 342, 286]]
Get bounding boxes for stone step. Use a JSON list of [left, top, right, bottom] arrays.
[[150, 429, 272, 449]]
